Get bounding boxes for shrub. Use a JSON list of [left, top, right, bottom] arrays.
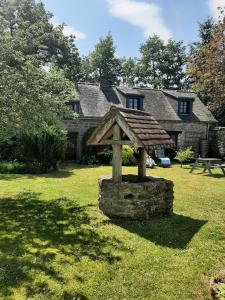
[[82, 146, 137, 166], [97, 148, 113, 165], [0, 125, 66, 172], [121, 146, 137, 166], [0, 162, 40, 174], [175, 147, 195, 167], [19, 126, 67, 172], [0, 138, 21, 161], [98, 146, 137, 166], [80, 154, 99, 165]]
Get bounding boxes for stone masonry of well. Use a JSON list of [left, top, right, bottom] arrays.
[[98, 175, 174, 219]]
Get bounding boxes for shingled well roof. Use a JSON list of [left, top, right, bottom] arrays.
[[119, 107, 175, 149], [87, 106, 175, 153]]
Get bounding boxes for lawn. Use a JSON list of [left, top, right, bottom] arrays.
[[0, 164, 224, 300]]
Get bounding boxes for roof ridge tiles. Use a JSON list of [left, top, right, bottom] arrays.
[[111, 106, 150, 116], [77, 82, 196, 94]]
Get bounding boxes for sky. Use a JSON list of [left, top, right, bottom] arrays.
[[42, 0, 225, 58]]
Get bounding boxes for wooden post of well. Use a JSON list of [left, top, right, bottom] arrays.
[[112, 124, 122, 182], [138, 147, 147, 178]]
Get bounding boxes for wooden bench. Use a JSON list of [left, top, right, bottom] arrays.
[[190, 162, 202, 167], [209, 164, 225, 175], [190, 158, 225, 176]]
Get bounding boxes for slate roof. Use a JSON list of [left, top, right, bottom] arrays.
[[163, 90, 196, 99], [76, 84, 122, 117], [87, 106, 175, 152], [116, 86, 144, 97], [76, 83, 217, 123]]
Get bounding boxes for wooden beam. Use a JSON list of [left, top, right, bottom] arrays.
[[138, 148, 147, 178], [112, 124, 122, 183], [87, 113, 116, 145], [100, 139, 132, 145], [101, 127, 113, 141], [116, 114, 143, 148]]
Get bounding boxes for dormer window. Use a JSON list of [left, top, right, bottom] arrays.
[[67, 101, 80, 114], [178, 100, 191, 115], [74, 102, 80, 114], [127, 98, 141, 110]]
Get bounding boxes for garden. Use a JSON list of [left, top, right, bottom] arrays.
[[0, 164, 224, 299], [1, 1, 225, 299]]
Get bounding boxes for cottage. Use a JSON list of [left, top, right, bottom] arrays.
[[64, 83, 217, 160]]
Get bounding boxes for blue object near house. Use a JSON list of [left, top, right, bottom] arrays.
[[155, 149, 171, 167], [158, 157, 171, 167]]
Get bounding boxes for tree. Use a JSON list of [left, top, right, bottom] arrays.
[[80, 56, 94, 83], [81, 33, 121, 85], [0, 60, 76, 140], [198, 17, 215, 45], [0, 0, 81, 81], [138, 35, 186, 89], [187, 8, 225, 125], [0, 0, 78, 140], [52, 25, 81, 82], [186, 18, 215, 89], [120, 57, 138, 87], [160, 39, 186, 89], [139, 35, 164, 88]]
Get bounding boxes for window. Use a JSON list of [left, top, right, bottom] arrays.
[[67, 102, 80, 114], [179, 100, 191, 115], [67, 104, 74, 111], [127, 98, 140, 110], [74, 102, 80, 114]]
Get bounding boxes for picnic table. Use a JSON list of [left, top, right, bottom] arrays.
[[190, 158, 225, 176]]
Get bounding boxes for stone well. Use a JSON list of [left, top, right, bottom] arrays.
[[87, 107, 175, 219], [99, 175, 174, 219]]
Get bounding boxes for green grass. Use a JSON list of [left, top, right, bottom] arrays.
[[0, 164, 224, 300]]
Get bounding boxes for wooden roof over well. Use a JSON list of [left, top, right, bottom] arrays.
[[87, 106, 175, 153]]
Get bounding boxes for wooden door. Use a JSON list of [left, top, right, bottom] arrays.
[[65, 132, 78, 160]]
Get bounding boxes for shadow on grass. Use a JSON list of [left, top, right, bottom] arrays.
[[203, 173, 225, 178], [63, 291, 89, 300], [109, 214, 207, 249], [0, 169, 75, 181], [178, 166, 225, 179], [0, 164, 104, 181], [0, 192, 129, 298]]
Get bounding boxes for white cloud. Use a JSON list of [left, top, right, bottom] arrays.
[[208, 0, 225, 20], [51, 18, 86, 40], [62, 25, 86, 40], [106, 0, 172, 41]]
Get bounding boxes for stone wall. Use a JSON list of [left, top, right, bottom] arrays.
[[159, 121, 208, 153], [64, 117, 101, 160], [98, 175, 174, 219], [64, 117, 209, 159], [209, 127, 225, 159]]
